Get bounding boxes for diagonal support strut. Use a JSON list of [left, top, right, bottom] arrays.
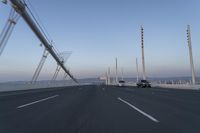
[[0, 8, 20, 55]]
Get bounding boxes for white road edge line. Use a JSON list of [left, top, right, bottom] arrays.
[[0, 90, 48, 97], [16, 95, 59, 109], [117, 97, 159, 123]]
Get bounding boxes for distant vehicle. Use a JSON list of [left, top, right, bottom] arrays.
[[118, 80, 125, 87], [137, 80, 151, 88]]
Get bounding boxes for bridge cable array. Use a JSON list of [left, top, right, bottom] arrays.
[[52, 51, 72, 81], [0, 0, 78, 83]]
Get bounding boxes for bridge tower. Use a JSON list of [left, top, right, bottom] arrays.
[[186, 25, 196, 84], [141, 25, 146, 80]]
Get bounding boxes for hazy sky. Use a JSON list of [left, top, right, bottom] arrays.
[[0, 0, 200, 81]]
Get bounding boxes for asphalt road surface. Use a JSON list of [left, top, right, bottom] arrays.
[[0, 85, 200, 133]]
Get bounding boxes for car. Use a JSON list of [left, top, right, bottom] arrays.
[[118, 80, 125, 87], [137, 80, 151, 88]]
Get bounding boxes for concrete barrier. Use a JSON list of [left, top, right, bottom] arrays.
[[152, 84, 200, 90], [124, 82, 200, 90], [0, 80, 80, 92]]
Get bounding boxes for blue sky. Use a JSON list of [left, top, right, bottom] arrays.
[[0, 0, 200, 81]]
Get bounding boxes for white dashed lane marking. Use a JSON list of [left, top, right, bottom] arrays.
[[118, 97, 159, 123], [17, 95, 59, 109]]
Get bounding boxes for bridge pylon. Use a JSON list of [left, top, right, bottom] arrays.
[[186, 25, 196, 85]]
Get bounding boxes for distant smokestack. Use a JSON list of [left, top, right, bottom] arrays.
[[141, 25, 146, 80], [105, 72, 108, 85], [186, 25, 196, 84], [107, 67, 111, 85], [121, 67, 124, 80], [115, 58, 118, 83], [136, 58, 139, 82]]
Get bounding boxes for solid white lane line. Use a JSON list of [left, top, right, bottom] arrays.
[[117, 97, 159, 123], [16, 95, 59, 109]]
